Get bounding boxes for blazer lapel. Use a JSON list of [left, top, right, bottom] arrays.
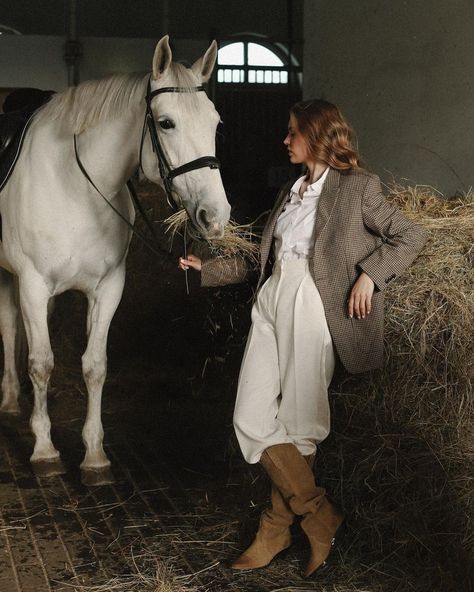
[[313, 168, 341, 241]]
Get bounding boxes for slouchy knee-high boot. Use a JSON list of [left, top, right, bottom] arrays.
[[260, 443, 344, 577], [231, 452, 316, 570]]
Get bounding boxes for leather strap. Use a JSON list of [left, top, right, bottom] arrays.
[[74, 135, 175, 266]]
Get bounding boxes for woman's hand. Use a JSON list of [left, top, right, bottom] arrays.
[[178, 254, 202, 272], [348, 272, 375, 319]]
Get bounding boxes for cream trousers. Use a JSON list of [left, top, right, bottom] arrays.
[[233, 259, 335, 464]]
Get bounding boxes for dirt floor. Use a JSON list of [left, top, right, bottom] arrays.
[[0, 278, 346, 592], [0, 268, 329, 592], [0, 389, 272, 592], [0, 219, 471, 592]]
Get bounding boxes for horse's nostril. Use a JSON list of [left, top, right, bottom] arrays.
[[196, 207, 210, 230], [195, 208, 225, 238]]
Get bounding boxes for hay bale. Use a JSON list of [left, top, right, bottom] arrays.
[[316, 184, 473, 591], [384, 183, 473, 389]]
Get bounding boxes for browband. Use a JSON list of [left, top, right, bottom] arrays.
[[146, 85, 205, 103]]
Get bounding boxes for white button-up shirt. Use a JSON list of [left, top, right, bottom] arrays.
[[273, 167, 330, 261]]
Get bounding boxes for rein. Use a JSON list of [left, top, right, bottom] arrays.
[[73, 135, 175, 267]]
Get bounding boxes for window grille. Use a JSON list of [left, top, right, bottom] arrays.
[[217, 41, 292, 85]]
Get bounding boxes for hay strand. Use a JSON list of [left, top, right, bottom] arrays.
[[58, 553, 201, 592], [163, 209, 260, 267]]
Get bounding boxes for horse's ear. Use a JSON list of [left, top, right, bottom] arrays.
[[191, 41, 218, 83], [152, 35, 173, 80]]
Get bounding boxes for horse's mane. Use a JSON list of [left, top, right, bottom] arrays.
[[40, 63, 201, 133]]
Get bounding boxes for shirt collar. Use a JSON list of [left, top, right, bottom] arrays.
[[289, 167, 330, 203]]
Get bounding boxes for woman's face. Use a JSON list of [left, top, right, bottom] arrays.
[[284, 114, 309, 165]]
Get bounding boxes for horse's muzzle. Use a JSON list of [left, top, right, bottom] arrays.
[[195, 207, 227, 240], [200, 221, 226, 240]]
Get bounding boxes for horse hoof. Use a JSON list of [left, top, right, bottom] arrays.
[[32, 458, 66, 478], [81, 466, 115, 487]]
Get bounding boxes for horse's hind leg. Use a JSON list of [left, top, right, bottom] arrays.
[[80, 267, 126, 487], [0, 269, 21, 414], [19, 275, 65, 477]]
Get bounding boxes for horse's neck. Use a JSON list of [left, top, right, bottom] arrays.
[[76, 110, 143, 196]]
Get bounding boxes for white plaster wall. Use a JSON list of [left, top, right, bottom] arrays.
[[303, 0, 474, 195]]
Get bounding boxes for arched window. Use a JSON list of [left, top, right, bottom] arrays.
[[217, 40, 291, 85]]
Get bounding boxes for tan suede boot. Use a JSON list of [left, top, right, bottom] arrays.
[[230, 482, 292, 569], [260, 443, 344, 577], [231, 452, 316, 570]]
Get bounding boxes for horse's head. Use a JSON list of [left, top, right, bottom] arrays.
[[140, 36, 230, 240]]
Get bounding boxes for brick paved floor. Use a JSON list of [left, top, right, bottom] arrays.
[[0, 386, 315, 592]]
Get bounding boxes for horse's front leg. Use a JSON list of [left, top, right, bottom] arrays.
[[19, 275, 64, 477], [80, 267, 126, 486], [0, 270, 21, 415]]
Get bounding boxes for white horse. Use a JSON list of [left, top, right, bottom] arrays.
[[0, 36, 230, 485]]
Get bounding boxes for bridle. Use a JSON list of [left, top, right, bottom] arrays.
[[73, 74, 222, 275], [140, 76, 221, 212]]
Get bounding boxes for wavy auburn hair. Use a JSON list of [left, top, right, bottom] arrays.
[[290, 99, 361, 171]]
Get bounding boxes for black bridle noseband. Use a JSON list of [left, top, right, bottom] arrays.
[[141, 77, 220, 212]]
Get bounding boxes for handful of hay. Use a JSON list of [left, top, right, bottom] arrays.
[[163, 209, 261, 267]]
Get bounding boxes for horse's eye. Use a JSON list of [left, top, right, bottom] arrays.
[[159, 119, 175, 130]]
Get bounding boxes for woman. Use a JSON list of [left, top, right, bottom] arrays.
[[179, 99, 427, 577]]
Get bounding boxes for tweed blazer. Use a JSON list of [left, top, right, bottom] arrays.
[[201, 168, 428, 373]]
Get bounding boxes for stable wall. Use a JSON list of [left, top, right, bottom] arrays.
[[0, 36, 66, 91], [0, 35, 207, 92], [303, 0, 474, 195]]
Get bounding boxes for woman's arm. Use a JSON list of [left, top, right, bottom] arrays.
[[357, 175, 429, 292], [178, 182, 292, 289], [178, 254, 252, 288]]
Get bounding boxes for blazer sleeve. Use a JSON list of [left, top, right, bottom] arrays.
[[200, 181, 293, 289], [357, 175, 429, 291], [200, 256, 252, 288]]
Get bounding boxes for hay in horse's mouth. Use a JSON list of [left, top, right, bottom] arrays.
[[163, 209, 260, 266]]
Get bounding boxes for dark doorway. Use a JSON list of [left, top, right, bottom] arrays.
[[212, 38, 302, 221]]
